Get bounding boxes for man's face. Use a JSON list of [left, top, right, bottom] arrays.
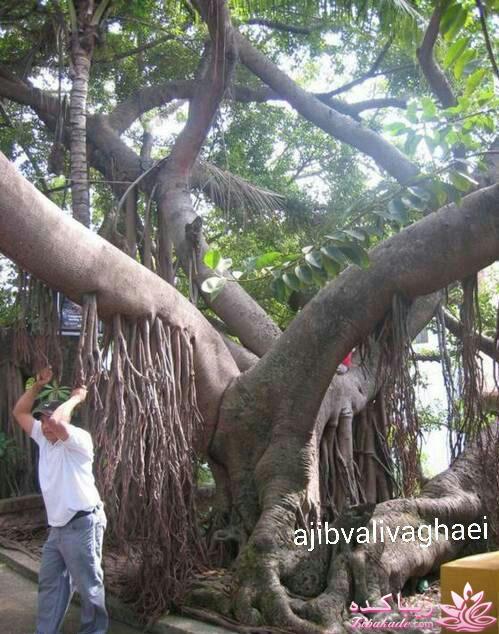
[[40, 415, 57, 443]]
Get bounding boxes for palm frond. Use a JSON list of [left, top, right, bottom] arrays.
[[228, 0, 420, 21], [382, 0, 420, 19], [193, 160, 285, 216]]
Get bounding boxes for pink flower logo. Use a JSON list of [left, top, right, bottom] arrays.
[[436, 582, 497, 632]]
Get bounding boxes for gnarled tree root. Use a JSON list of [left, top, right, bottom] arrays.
[[188, 425, 497, 633]]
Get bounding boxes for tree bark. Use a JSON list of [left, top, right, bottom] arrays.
[[69, 0, 96, 227], [0, 70, 284, 357], [0, 151, 238, 449], [1, 157, 498, 633], [416, 0, 457, 108]]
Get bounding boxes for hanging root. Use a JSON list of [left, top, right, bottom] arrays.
[[458, 276, 485, 446], [378, 294, 421, 496], [12, 270, 62, 379], [353, 392, 395, 504], [72, 293, 105, 413], [81, 312, 206, 621], [436, 302, 461, 459]]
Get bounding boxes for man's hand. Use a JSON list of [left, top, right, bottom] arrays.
[[36, 367, 53, 386], [71, 386, 88, 404]]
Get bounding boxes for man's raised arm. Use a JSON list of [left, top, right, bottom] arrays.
[[12, 367, 53, 435], [45, 387, 88, 441]]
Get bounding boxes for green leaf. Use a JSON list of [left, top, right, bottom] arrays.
[[464, 69, 487, 97], [388, 198, 410, 224], [421, 97, 437, 120], [271, 278, 287, 302], [305, 251, 323, 269], [443, 37, 470, 69], [442, 4, 467, 41], [384, 122, 408, 135], [310, 267, 329, 286], [480, 115, 495, 133], [216, 257, 232, 272], [477, 89, 495, 106], [203, 249, 221, 269], [440, 3, 460, 34], [428, 180, 449, 206], [442, 182, 462, 203], [295, 264, 313, 285], [454, 49, 476, 80], [282, 272, 301, 291], [255, 251, 282, 269], [320, 245, 348, 266], [404, 132, 422, 155], [342, 229, 368, 243], [408, 186, 432, 202], [201, 276, 226, 300], [445, 129, 460, 145], [338, 243, 370, 268], [449, 170, 478, 192], [321, 254, 341, 277], [406, 193, 427, 210], [406, 101, 419, 124]]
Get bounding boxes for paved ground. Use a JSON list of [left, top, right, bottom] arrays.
[[0, 562, 142, 634]]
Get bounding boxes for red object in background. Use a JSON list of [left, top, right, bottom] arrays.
[[342, 351, 353, 367]]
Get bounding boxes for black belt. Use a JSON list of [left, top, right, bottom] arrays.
[[70, 507, 96, 522]]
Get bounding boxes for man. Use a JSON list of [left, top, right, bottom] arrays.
[[13, 366, 108, 634]]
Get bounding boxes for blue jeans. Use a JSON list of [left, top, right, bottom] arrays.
[[36, 505, 108, 634]]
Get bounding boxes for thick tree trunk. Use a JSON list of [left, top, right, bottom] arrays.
[[1, 156, 499, 632], [188, 424, 498, 633]]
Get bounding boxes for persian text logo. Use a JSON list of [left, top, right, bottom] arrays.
[[349, 592, 434, 629], [436, 582, 497, 632]]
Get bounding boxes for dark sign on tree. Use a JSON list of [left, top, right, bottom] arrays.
[[59, 295, 82, 335]]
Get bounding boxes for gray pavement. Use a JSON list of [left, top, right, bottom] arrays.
[[0, 562, 144, 634]]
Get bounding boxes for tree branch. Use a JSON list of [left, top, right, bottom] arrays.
[[164, 0, 236, 179], [0, 71, 283, 357], [108, 80, 196, 134], [94, 33, 175, 64], [475, 0, 499, 80], [234, 30, 419, 184], [0, 67, 59, 126], [150, 1, 282, 356], [443, 308, 499, 361], [234, 85, 408, 117], [242, 184, 499, 432], [108, 79, 407, 134], [416, 1, 457, 108], [0, 151, 239, 449], [322, 37, 399, 98]]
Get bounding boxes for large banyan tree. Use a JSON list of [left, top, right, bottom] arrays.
[[0, 0, 499, 631]]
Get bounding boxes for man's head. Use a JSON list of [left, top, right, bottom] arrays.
[[33, 401, 63, 443]]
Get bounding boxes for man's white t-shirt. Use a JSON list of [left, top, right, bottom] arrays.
[[31, 419, 101, 527]]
